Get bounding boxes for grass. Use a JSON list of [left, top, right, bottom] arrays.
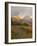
[[11, 24, 32, 39]]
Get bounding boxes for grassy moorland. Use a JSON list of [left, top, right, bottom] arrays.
[[11, 17, 32, 39]]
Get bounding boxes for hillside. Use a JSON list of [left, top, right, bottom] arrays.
[[11, 15, 32, 39]]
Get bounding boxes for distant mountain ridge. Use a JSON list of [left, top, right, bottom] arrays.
[[11, 16, 32, 26]]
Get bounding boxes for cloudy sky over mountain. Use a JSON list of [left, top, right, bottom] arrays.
[[11, 6, 32, 16]]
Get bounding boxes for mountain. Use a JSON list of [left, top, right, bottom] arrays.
[[23, 16, 32, 25], [11, 16, 32, 26]]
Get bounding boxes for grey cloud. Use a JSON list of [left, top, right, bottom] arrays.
[[11, 6, 32, 16]]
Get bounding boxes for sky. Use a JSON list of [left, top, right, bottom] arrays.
[[11, 6, 32, 17]]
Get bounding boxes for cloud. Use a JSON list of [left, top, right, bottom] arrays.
[[11, 6, 32, 16]]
